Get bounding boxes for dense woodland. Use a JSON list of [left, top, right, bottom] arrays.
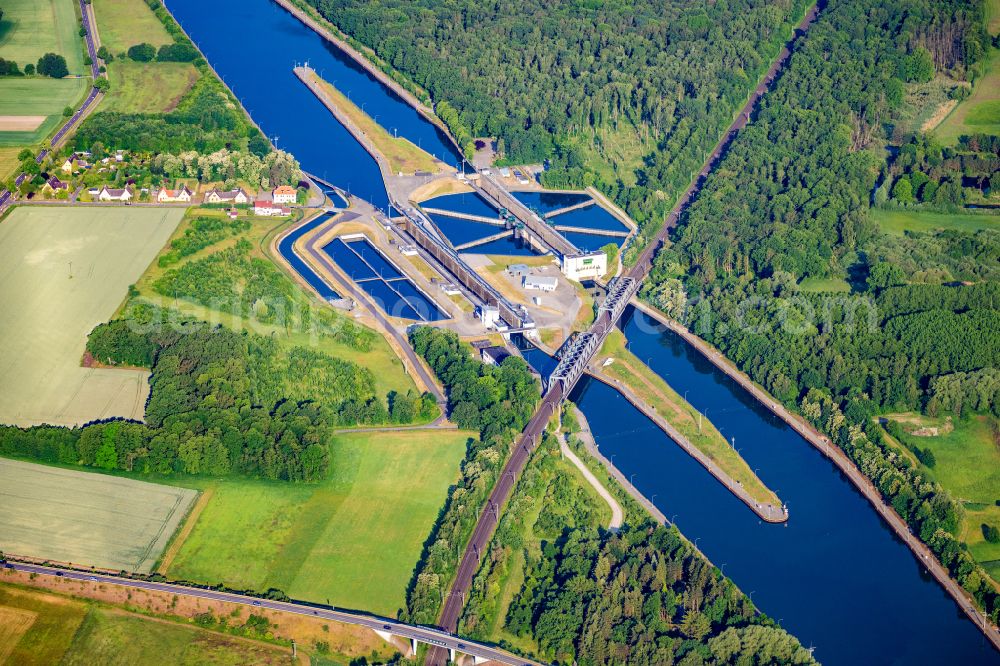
[[640, 0, 1000, 621], [459, 430, 814, 665], [878, 134, 998, 208], [0, 305, 433, 481], [404, 327, 539, 624], [305, 0, 810, 234]]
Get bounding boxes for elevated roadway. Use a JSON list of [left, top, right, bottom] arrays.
[[474, 174, 579, 256]]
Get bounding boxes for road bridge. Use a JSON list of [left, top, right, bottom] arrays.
[[474, 174, 579, 256], [3, 561, 539, 666]]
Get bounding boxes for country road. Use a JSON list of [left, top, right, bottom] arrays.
[[1, 561, 541, 666]]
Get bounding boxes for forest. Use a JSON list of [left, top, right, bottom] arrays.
[[0, 305, 434, 482], [507, 522, 815, 665], [404, 326, 539, 624], [640, 0, 1000, 622], [74, 76, 271, 155], [304, 0, 810, 234]]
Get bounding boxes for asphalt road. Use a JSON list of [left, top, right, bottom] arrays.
[[3, 561, 539, 666]]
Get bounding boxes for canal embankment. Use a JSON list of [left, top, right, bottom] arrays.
[[629, 298, 1000, 651]]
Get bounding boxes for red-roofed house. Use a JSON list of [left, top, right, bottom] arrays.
[[254, 200, 291, 216], [156, 185, 194, 203], [272, 185, 298, 204]]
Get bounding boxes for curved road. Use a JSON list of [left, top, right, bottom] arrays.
[[3, 561, 540, 666], [428, 5, 821, 664]]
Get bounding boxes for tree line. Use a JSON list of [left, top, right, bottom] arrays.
[[403, 326, 539, 624], [0, 305, 432, 482]]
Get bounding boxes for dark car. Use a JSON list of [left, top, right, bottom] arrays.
[[252, 600, 261, 606], [382, 624, 392, 630]]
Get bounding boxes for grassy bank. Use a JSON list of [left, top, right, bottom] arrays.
[[935, 47, 1000, 142], [870, 208, 998, 236], [0, 583, 291, 665], [885, 412, 1000, 585], [305, 68, 442, 174], [596, 329, 781, 508]]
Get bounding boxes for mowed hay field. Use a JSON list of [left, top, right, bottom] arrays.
[[92, 0, 174, 54], [0, 0, 85, 72], [870, 208, 999, 236], [0, 458, 197, 572], [0, 206, 183, 427], [103, 61, 198, 113], [935, 47, 1000, 142], [0, 0, 88, 146], [0, 77, 88, 146], [167, 430, 471, 614], [0, 583, 292, 666]]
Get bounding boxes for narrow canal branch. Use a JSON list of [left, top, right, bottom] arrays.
[[590, 328, 787, 522]]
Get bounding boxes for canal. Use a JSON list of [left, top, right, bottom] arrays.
[[569, 307, 1000, 665], [168, 0, 998, 662], [167, 0, 461, 207]]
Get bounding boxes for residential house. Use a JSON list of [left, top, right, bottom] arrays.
[[61, 154, 90, 174], [98, 185, 133, 202], [271, 185, 298, 204], [156, 185, 193, 203], [41, 176, 70, 198], [254, 200, 291, 216], [204, 188, 250, 205]]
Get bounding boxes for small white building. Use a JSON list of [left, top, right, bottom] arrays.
[[561, 251, 607, 281], [439, 282, 461, 296], [478, 304, 501, 328], [507, 263, 530, 278], [499, 167, 511, 178], [254, 200, 291, 216], [97, 185, 133, 202], [205, 188, 250, 205], [523, 274, 558, 292], [399, 245, 419, 256], [480, 345, 512, 366]]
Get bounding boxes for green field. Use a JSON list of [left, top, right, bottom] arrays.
[[0, 583, 291, 666], [798, 276, 851, 293], [870, 208, 999, 236], [92, 0, 174, 54], [890, 413, 1000, 582], [166, 429, 470, 615], [0, 77, 88, 146], [103, 61, 198, 113], [0, 0, 85, 73], [134, 208, 417, 400], [936, 47, 1000, 142], [0, 206, 184, 427]]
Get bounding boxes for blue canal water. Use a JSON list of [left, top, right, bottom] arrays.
[[168, 0, 461, 206], [426, 214, 500, 247], [277, 213, 339, 299], [322, 237, 445, 321], [512, 190, 590, 213], [563, 307, 1000, 666], [552, 204, 629, 234], [560, 229, 624, 251], [169, 0, 997, 661], [422, 192, 501, 219]]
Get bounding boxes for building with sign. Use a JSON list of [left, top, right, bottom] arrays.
[[561, 251, 607, 281]]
